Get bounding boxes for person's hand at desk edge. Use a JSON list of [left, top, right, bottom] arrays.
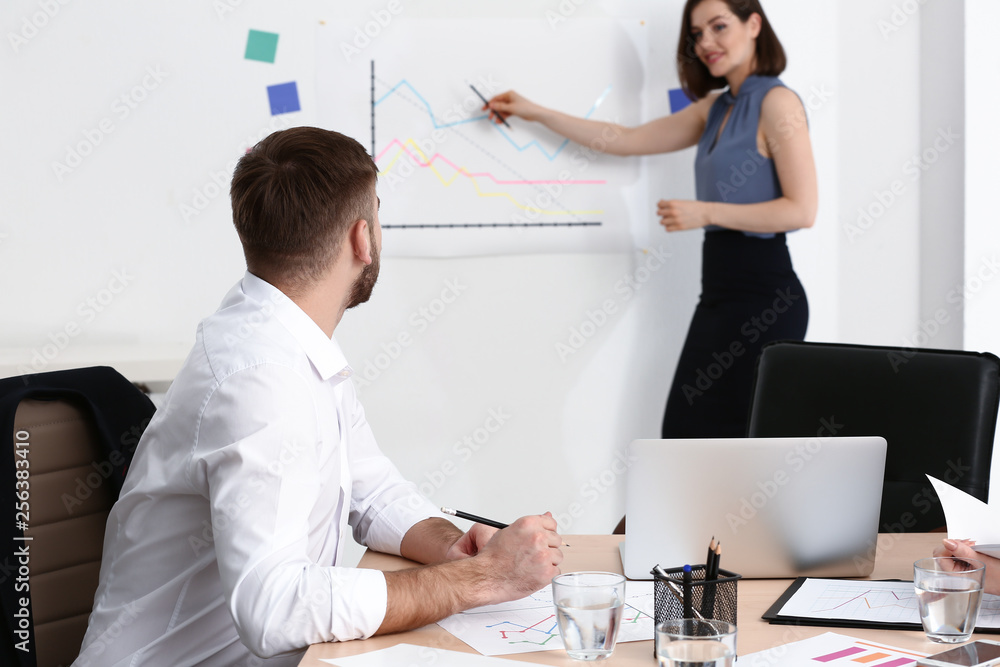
[[934, 538, 1000, 595], [379, 512, 564, 635]]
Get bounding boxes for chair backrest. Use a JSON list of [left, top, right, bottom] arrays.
[[0, 367, 156, 667], [15, 398, 118, 667], [747, 341, 1000, 533]]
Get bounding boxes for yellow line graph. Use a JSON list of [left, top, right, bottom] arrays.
[[379, 139, 604, 216]]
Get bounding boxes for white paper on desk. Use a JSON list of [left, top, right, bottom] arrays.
[[775, 578, 1000, 629], [927, 475, 1000, 556], [740, 632, 927, 666], [320, 644, 526, 666], [778, 579, 922, 624], [436, 581, 654, 656]]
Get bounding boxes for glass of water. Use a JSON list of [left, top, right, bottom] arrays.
[[655, 618, 736, 667], [552, 571, 625, 660], [914, 556, 986, 643]]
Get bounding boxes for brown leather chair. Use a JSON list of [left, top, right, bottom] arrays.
[[2, 367, 155, 667], [16, 398, 121, 667]]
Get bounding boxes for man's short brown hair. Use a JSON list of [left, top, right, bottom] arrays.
[[230, 127, 377, 292]]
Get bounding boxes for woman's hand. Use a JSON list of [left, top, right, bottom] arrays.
[[658, 199, 712, 232], [934, 538, 1000, 596], [483, 90, 546, 124]]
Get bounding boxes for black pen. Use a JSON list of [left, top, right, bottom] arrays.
[[469, 84, 513, 130], [440, 507, 570, 546], [441, 506, 507, 529], [703, 542, 722, 617], [700, 538, 717, 617]]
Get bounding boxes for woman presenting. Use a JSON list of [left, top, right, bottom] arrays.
[[486, 0, 816, 438]]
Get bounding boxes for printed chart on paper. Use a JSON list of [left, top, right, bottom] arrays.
[[779, 579, 1000, 627], [742, 632, 928, 667], [436, 581, 654, 656], [317, 19, 649, 256]]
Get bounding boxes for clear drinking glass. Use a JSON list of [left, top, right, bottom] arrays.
[[655, 618, 737, 667], [914, 556, 985, 643], [552, 571, 626, 661]]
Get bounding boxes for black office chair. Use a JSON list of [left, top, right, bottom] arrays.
[[0, 367, 156, 667], [746, 341, 1000, 533]]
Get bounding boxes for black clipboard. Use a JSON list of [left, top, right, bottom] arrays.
[[762, 577, 1000, 634]]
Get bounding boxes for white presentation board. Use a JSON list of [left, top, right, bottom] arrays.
[[317, 18, 650, 257]]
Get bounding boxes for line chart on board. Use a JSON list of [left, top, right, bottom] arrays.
[[370, 62, 612, 229], [318, 17, 649, 255]]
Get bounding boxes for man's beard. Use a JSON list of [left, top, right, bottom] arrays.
[[345, 227, 380, 309]]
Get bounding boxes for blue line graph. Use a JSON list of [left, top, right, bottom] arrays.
[[375, 79, 489, 127], [493, 85, 612, 161], [375, 78, 613, 161]]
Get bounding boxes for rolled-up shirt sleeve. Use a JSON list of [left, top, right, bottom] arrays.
[[344, 381, 439, 555], [192, 363, 392, 658]]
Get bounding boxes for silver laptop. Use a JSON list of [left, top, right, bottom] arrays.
[[619, 437, 887, 579]]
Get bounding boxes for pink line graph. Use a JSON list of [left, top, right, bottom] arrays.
[[376, 139, 607, 186]]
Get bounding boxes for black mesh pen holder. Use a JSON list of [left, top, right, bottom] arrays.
[[651, 564, 741, 627]]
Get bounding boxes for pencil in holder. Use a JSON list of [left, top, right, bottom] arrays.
[[651, 564, 741, 627]]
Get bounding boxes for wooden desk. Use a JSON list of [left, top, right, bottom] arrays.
[[300, 533, 965, 665]]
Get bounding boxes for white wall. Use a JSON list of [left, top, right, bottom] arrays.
[[836, 0, 922, 346], [2, 0, 987, 565], [964, 0, 1000, 356], [920, 0, 964, 350]]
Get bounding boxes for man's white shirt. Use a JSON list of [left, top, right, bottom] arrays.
[[74, 272, 438, 666]]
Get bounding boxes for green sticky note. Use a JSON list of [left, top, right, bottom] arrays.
[[245, 30, 279, 63]]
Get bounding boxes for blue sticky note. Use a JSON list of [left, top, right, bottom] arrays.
[[669, 88, 694, 114], [267, 81, 300, 115]]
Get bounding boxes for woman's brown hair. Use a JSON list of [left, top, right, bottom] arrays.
[[676, 0, 787, 100]]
